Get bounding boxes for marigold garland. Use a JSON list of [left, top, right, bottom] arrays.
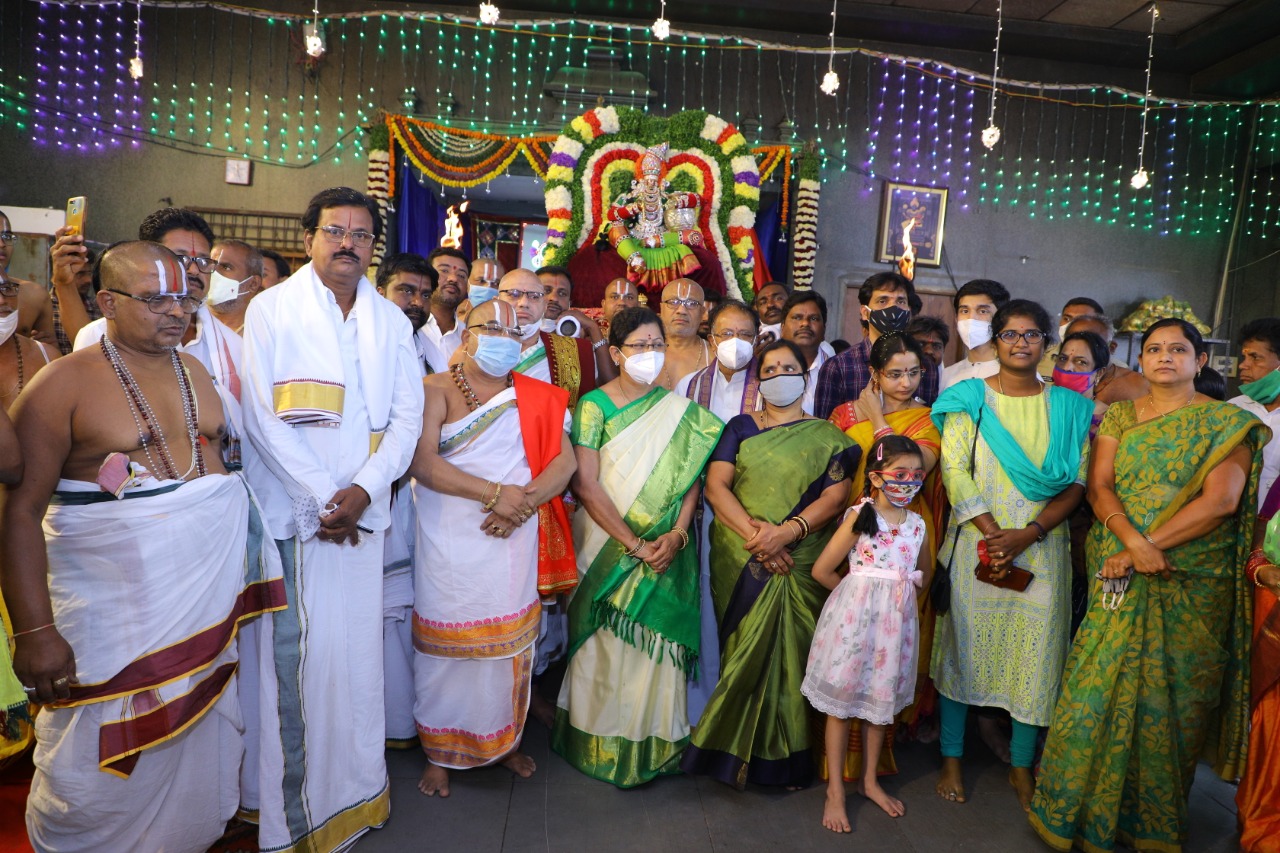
[[384, 114, 555, 189]]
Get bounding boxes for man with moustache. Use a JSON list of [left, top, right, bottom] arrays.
[[658, 278, 711, 389], [753, 280, 789, 341], [73, 209, 245, 468], [206, 239, 264, 335], [374, 251, 437, 750], [536, 265, 615, 384], [3, 241, 284, 852], [240, 187, 423, 853], [780, 290, 834, 415], [48, 228, 101, 354], [421, 247, 470, 374], [499, 268, 597, 408], [599, 276, 639, 335]]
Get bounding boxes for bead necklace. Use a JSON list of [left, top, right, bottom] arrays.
[[101, 338, 205, 481], [6, 335, 23, 398], [450, 362, 511, 412]]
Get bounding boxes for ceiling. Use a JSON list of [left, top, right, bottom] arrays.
[[290, 0, 1280, 98]]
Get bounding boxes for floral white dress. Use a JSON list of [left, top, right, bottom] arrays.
[[801, 501, 926, 725]]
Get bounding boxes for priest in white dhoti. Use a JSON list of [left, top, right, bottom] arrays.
[[410, 298, 576, 797], [241, 188, 423, 852], [1, 240, 285, 853]]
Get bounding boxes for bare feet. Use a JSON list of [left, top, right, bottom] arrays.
[[418, 762, 450, 797], [1009, 767, 1036, 812], [856, 779, 905, 817], [500, 751, 537, 778], [979, 714, 1011, 764], [822, 790, 852, 833], [936, 757, 966, 803], [528, 692, 557, 730]]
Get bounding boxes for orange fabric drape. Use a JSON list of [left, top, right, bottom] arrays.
[[513, 373, 578, 597]]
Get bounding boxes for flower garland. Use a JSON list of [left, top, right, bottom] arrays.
[[366, 148, 392, 267], [790, 148, 822, 290], [542, 106, 761, 301], [385, 114, 554, 189]]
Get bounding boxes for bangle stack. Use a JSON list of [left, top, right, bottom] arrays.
[[786, 516, 810, 542], [625, 539, 648, 557], [481, 482, 501, 511], [1101, 511, 1125, 533], [671, 526, 689, 551], [872, 426, 894, 440], [1247, 548, 1276, 589]]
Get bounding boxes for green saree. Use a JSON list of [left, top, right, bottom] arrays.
[[1030, 401, 1267, 853], [680, 417, 859, 789]]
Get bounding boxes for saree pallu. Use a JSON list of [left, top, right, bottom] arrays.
[[681, 419, 858, 789], [1030, 401, 1267, 853], [822, 405, 945, 781], [1238, 480, 1280, 853], [552, 388, 722, 787]]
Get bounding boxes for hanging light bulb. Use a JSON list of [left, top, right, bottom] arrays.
[[304, 0, 325, 58], [819, 0, 839, 96], [129, 0, 143, 79], [1131, 4, 1160, 192], [982, 0, 1004, 149], [652, 0, 670, 40], [479, 3, 500, 26]]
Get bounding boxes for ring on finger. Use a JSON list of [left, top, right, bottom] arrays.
[[53, 677, 68, 686], [22, 686, 36, 695]]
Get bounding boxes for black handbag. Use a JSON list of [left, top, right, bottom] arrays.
[[930, 410, 981, 616]]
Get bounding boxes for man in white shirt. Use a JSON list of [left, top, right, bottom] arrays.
[[1230, 317, 1280, 507], [420, 247, 469, 374], [241, 187, 423, 852], [377, 252, 438, 376], [780, 290, 835, 415], [907, 315, 951, 392], [941, 279, 1009, 390]]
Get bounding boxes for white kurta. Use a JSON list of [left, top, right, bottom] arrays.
[[413, 388, 541, 768], [419, 312, 464, 375], [240, 268, 422, 853], [941, 355, 1000, 390], [801, 341, 836, 416], [1229, 394, 1280, 507]]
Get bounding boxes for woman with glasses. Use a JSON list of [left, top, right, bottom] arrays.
[[928, 299, 1094, 811], [824, 332, 945, 779], [681, 339, 858, 789], [1031, 319, 1267, 852], [552, 307, 723, 787]]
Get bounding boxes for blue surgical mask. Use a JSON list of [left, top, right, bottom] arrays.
[[469, 334, 521, 377], [468, 284, 499, 306]]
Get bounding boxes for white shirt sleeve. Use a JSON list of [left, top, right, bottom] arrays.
[[351, 319, 425, 507]]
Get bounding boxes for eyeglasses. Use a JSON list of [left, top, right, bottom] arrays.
[[880, 368, 924, 381], [314, 225, 376, 248], [710, 330, 757, 343], [106, 288, 202, 314], [0, 280, 19, 298], [619, 341, 667, 352], [996, 329, 1046, 344], [498, 289, 545, 303], [0, 231, 15, 244], [662, 298, 701, 309], [466, 322, 523, 340], [176, 254, 220, 273]]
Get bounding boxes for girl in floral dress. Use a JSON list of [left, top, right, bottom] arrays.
[[801, 435, 931, 833]]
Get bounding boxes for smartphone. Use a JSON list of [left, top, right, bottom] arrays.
[[65, 196, 86, 237]]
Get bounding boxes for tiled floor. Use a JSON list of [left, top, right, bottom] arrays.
[[354, 718, 1240, 852]]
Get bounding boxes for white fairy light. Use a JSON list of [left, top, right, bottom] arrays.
[[982, 0, 1004, 149], [129, 0, 143, 79], [304, 0, 325, 58], [819, 0, 839, 96], [479, 3, 500, 26], [1132, 4, 1160, 191], [652, 0, 670, 40]]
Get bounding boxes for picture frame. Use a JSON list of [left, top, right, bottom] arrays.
[[876, 181, 948, 268]]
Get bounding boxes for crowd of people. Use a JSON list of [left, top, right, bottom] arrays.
[[0, 186, 1277, 853]]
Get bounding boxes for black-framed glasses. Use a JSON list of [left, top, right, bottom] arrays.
[[0, 231, 15, 244], [0, 281, 20, 298], [106, 288, 202, 314], [619, 341, 667, 352], [177, 254, 219, 273], [709, 330, 757, 343], [996, 329, 1046, 344], [315, 225, 376, 248]]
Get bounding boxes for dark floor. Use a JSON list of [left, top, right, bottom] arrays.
[[354, 720, 1241, 853]]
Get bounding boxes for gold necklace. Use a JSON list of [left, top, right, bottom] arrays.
[[996, 371, 1042, 397], [1139, 390, 1195, 420]]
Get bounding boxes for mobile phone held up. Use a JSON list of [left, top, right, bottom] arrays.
[[65, 196, 87, 237]]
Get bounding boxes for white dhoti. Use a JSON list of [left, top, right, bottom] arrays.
[[28, 473, 284, 853], [413, 388, 540, 768], [383, 477, 417, 749]]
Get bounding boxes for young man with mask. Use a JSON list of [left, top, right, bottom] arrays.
[[206, 239, 265, 335], [813, 272, 937, 419], [941, 279, 1009, 390], [1230, 317, 1280, 507]]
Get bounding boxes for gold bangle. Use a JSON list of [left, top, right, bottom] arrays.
[[1101, 512, 1124, 533], [672, 526, 689, 551], [482, 483, 502, 512]]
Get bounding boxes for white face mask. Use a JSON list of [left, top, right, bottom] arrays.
[[1058, 322, 1071, 342], [956, 318, 993, 350], [540, 317, 559, 334], [623, 350, 665, 385], [207, 270, 250, 307], [716, 337, 754, 371], [518, 319, 542, 341], [758, 373, 806, 407], [0, 309, 18, 346]]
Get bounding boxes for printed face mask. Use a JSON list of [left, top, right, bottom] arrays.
[[1240, 368, 1280, 405], [623, 350, 665, 385], [872, 470, 924, 507], [867, 306, 910, 334], [758, 373, 806, 407], [468, 334, 521, 377], [956, 318, 993, 350], [1052, 365, 1094, 395], [716, 337, 754, 371]]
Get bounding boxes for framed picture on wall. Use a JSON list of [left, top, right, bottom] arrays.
[[876, 181, 948, 267]]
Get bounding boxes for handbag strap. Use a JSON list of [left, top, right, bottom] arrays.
[[940, 409, 983, 574]]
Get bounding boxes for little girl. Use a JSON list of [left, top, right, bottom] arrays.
[[801, 434, 931, 833]]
